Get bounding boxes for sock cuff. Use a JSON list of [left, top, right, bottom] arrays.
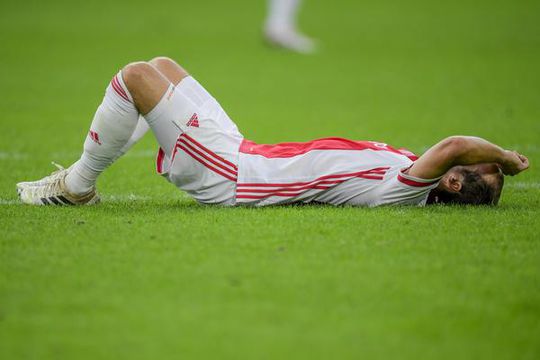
[[109, 71, 133, 103]]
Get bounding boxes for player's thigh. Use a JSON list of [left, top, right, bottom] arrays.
[[143, 82, 200, 156], [145, 76, 242, 158], [179, 77, 241, 136]]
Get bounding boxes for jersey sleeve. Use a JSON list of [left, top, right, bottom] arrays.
[[374, 167, 442, 206]]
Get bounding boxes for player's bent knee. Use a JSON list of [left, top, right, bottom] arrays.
[[122, 62, 155, 88], [149, 56, 174, 66]]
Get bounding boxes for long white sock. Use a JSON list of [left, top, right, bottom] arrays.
[[266, 0, 301, 32], [112, 116, 150, 162], [65, 71, 140, 195]]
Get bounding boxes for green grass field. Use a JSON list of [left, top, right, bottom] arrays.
[[1, 0, 539, 358]]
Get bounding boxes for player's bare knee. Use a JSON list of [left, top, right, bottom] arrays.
[[122, 62, 155, 90], [149, 56, 174, 67], [120, 61, 170, 114]]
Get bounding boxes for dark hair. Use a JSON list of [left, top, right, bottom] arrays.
[[430, 169, 504, 205]]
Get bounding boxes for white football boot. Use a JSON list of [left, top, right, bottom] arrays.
[[264, 27, 317, 54], [16, 162, 67, 189], [16, 163, 100, 206]]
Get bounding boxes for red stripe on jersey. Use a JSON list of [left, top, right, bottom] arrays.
[[237, 185, 332, 194], [238, 179, 347, 194], [236, 167, 389, 200], [181, 134, 238, 171], [237, 185, 339, 199], [237, 174, 384, 194], [236, 176, 385, 200], [176, 143, 237, 182], [236, 168, 388, 201], [237, 167, 389, 188], [237, 178, 366, 192], [177, 138, 237, 177], [397, 148, 419, 161], [397, 173, 439, 187], [239, 138, 418, 160], [237, 192, 319, 199]]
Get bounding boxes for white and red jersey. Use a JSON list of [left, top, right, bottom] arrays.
[[153, 77, 440, 207], [235, 137, 441, 207]]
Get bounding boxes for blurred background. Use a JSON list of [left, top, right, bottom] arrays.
[[1, 0, 539, 150]]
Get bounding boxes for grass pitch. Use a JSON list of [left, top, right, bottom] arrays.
[[1, 0, 539, 359]]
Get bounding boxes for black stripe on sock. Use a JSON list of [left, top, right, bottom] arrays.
[[49, 197, 61, 205], [57, 195, 74, 205], [41, 198, 50, 205]]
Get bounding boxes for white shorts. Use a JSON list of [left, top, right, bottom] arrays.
[[145, 76, 243, 205]]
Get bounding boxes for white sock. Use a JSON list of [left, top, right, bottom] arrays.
[[65, 71, 140, 195], [112, 116, 150, 162], [266, 0, 301, 33]]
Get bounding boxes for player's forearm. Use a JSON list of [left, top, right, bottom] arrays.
[[406, 135, 528, 179], [450, 136, 529, 176], [450, 136, 509, 166]]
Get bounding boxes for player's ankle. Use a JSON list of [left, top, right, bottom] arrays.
[[64, 165, 95, 196]]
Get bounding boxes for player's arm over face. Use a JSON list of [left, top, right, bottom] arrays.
[[407, 136, 530, 179]]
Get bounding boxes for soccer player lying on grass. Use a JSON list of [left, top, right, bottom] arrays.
[[17, 57, 529, 207]]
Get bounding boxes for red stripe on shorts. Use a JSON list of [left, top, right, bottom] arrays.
[[171, 133, 238, 182], [177, 138, 237, 177], [176, 143, 237, 182], [182, 133, 238, 171]]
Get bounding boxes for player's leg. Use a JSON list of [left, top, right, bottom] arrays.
[[17, 57, 238, 206], [108, 56, 189, 156], [64, 62, 171, 194], [17, 62, 174, 205], [264, 0, 316, 54], [111, 115, 149, 162], [111, 57, 188, 161]]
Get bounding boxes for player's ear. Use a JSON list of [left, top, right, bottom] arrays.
[[448, 174, 462, 192]]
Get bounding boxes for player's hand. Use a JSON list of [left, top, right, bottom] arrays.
[[500, 150, 529, 176]]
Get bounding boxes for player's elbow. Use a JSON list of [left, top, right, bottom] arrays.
[[441, 136, 469, 149], [439, 136, 472, 163]]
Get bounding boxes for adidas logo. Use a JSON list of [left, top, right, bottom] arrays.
[[89, 130, 102, 145], [186, 113, 199, 128]]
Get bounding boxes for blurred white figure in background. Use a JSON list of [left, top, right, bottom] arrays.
[[264, 0, 316, 54]]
